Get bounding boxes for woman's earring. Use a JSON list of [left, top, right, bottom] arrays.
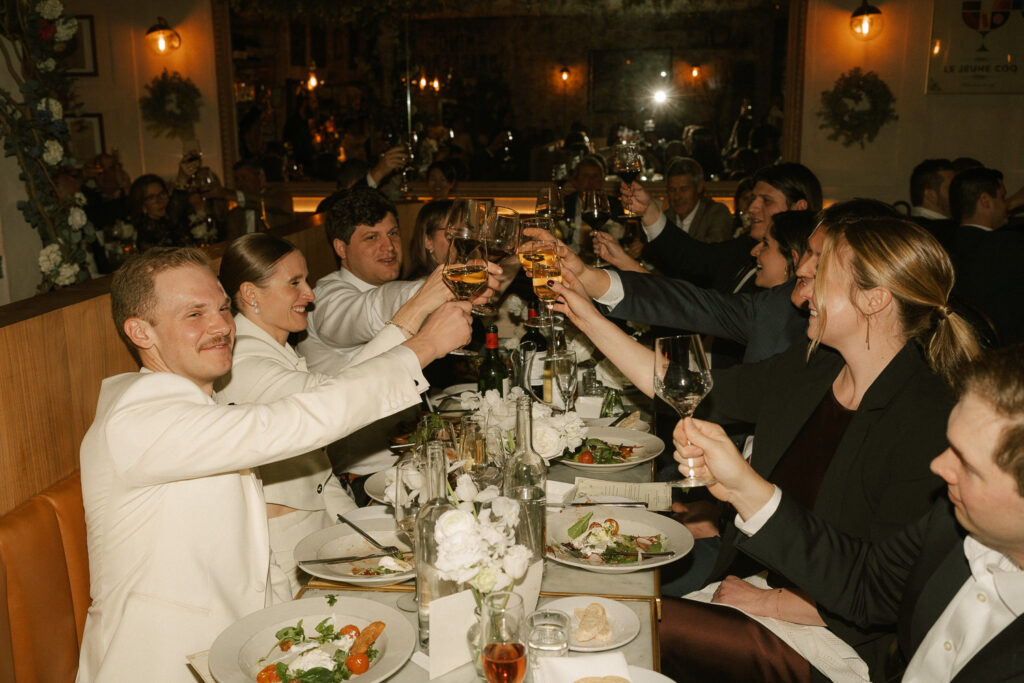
[[252, 300, 260, 315]]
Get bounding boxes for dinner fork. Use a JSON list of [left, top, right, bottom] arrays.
[[336, 513, 404, 559]]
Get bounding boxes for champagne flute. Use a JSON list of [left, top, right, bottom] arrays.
[[653, 335, 715, 487], [580, 190, 611, 267], [474, 206, 520, 316], [551, 351, 578, 414], [530, 241, 561, 344], [393, 458, 424, 612], [443, 227, 488, 356], [480, 591, 527, 683]]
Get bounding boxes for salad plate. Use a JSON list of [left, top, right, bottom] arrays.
[[559, 427, 664, 472], [363, 469, 390, 505], [545, 505, 693, 574], [295, 517, 413, 587], [208, 594, 414, 683], [542, 596, 640, 652]]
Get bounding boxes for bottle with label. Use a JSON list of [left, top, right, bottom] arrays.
[[478, 324, 510, 396], [502, 396, 547, 563], [415, 441, 457, 650], [519, 305, 547, 353]]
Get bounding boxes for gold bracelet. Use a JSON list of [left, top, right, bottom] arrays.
[[386, 320, 415, 338]]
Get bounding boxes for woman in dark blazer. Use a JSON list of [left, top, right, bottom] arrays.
[[551, 215, 981, 682]]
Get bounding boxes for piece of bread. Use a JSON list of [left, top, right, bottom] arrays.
[[574, 602, 612, 642]]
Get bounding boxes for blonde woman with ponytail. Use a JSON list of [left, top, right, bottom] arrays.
[[549, 202, 980, 683]]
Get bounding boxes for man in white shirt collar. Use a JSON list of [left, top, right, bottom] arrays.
[[662, 156, 733, 244], [674, 344, 1024, 681], [909, 158, 955, 221], [951, 166, 1009, 231]]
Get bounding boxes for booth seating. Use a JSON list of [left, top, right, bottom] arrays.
[[0, 471, 88, 682]]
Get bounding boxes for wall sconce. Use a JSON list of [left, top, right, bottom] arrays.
[[145, 17, 181, 55], [691, 65, 701, 79], [431, 77, 440, 92], [306, 63, 319, 90], [850, 0, 883, 41], [560, 67, 570, 82]]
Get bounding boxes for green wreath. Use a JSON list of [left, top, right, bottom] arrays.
[[818, 67, 897, 149], [139, 69, 202, 139]]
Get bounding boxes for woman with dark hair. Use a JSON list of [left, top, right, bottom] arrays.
[[404, 200, 454, 280], [128, 174, 190, 250], [426, 161, 457, 201]]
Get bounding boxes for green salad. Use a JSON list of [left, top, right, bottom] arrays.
[[564, 438, 637, 464]]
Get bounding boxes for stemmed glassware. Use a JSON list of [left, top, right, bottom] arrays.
[[653, 335, 715, 487], [580, 190, 611, 267], [474, 206, 520, 316], [442, 224, 488, 355], [613, 143, 643, 188], [530, 241, 561, 343], [479, 591, 527, 683], [551, 351, 578, 414], [393, 458, 425, 612]]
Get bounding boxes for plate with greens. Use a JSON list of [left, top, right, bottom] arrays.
[[208, 594, 415, 682], [559, 427, 664, 472], [545, 505, 693, 574]]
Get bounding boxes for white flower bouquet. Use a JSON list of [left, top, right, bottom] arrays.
[[457, 387, 587, 461]]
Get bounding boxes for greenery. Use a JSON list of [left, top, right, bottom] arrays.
[[0, 0, 97, 291], [139, 69, 203, 139], [818, 67, 898, 149]]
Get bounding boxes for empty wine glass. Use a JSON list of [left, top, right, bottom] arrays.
[[525, 352, 574, 413], [551, 351, 578, 414], [474, 206, 520, 316], [479, 591, 527, 683], [653, 335, 714, 487], [443, 227, 488, 355], [393, 458, 424, 612]]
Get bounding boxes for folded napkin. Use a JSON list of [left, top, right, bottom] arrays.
[[575, 395, 604, 419], [534, 651, 631, 683], [545, 480, 577, 506]]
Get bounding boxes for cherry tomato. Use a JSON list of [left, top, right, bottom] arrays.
[[346, 653, 370, 675], [339, 624, 360, 639], [604, 519, 619, 534], [589, 521, 603, 530], [256, 664, 281, 683], [279, 640, 293, 652], [578, 450, 594, 464]]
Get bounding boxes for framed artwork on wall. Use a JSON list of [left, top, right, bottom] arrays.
[[928, 2, 1023, 93], [64, 15, 98, 76], [590, 49, 673, 113], [66, 114, 105, 163]]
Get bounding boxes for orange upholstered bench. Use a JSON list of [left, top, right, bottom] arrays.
[[0, 471, 89, 682]]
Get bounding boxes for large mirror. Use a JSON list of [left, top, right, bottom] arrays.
[[212, 0, 806, 186]]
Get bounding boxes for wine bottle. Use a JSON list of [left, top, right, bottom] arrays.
[[478, 324, 510, 396], [520, 306, 547, 353], [503, 396, 547, 563]]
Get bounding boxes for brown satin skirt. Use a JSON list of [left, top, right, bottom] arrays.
[[659, 597, 813, 683]]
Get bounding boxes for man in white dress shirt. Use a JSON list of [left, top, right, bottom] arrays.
[[77, 247, 470, 681], [674, 344, 1024, 681]]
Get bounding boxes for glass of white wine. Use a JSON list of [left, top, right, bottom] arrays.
[[653, 335, 715, 487], [442, 226, 488, 355], [530, 241, 561, 343]]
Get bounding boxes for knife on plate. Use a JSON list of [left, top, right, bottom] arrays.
[[298, 552, 406, 566], [552, 501, 648, 508]]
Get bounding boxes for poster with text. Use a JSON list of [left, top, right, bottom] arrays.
[[928, 0, 1023, 93]]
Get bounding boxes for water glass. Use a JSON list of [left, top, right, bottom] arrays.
[[526, 609, 570, 666]]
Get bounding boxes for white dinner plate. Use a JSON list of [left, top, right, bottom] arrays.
[[542, 596, 640, 652], [364, 469, 391, 504], [208, 594, 414, 683], [628, 665, 675, 682], [583, 416, 651, 432], [545, 505, 693, 574], [559, 427, 664, 472], [295, 517, 413, 587]]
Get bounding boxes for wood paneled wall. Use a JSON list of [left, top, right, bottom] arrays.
[[0, 214, 337, 516]]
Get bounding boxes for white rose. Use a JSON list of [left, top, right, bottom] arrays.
[[468, 564, 500, 594], [457, 391, 482, 411], [55, 262, 78, 286], [489, 496, 520, 528], [38, 58, 56, 72], [37, 98, 62, 120], [38, 243, 62, 272], [54, 15, 77, 42], [531, 422, 565, 460], [434, 509, 478, 543], [42, 139, 63, 166], [67, 206, 86, 230], [501, 545, 532, 581], [454, 473, 479, 503], [35, 0, 62, 20], [456, 500, 475, 514], [476, 485, 500, 503], [435, 525, 488, 583], [492, 568, 513, 592]]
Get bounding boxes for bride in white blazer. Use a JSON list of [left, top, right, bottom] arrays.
[[216, 233, 451, 600]]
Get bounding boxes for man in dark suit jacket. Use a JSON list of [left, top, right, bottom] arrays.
[[908, 158, 957, 254], [661, 157, 734, 244], [633, 162, 822, 293], [680, 345, 1024, 682]]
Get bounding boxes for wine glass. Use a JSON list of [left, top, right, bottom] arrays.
[[530, 241, 561, 343], [535, 189, 550, 218], [443, 227, 488, 356], [551, 351, 578, 414], [393, 458, 424, 612], [580, 190, 611, 267], [524, 353, 572, 413], [479, 591, 527, 683], [653, 335, 715, 488], [552, 163, 568, 190], [613, 144, 643, 195], [474, 206, 520, 316]]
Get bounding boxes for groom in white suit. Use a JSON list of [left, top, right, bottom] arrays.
[[77, 247, 472, 681]]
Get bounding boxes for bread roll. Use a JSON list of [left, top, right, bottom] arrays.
[[574, 602, 612, 642]]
